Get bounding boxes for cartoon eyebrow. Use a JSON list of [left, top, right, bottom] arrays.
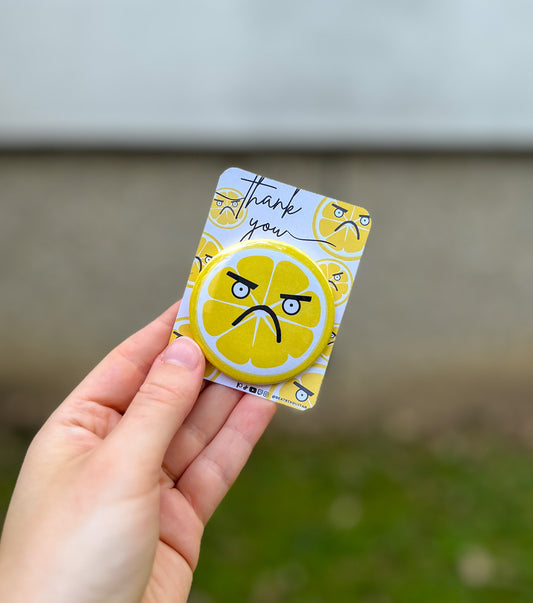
[[332, 203, 348, 214], [215, 192, 244, 203], [279, 293, 312, 302], [226, 271, 258, 290], [332, 271, 343, 277], [293, 381, 315, 397]]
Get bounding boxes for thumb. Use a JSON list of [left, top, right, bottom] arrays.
[[105, 336, 205, 472]]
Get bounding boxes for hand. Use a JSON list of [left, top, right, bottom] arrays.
[[0, 302, 276, 603]]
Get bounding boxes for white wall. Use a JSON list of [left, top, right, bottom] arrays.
[[1, 0, 533, 148]]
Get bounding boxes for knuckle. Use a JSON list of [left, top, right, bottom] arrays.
[[137, 379, 183, 406], [204, 455, 234, 491]]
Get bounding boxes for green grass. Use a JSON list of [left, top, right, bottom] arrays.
[[2, 430, 533, 602], [192, 433, 533, 603], [0, 429, 31, 523]]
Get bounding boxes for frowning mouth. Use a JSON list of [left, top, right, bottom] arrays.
[[219, 206, 236, 217], [328, 280, 339, 291], [232, 305, 282, 343], [334, 221, 360, 239]]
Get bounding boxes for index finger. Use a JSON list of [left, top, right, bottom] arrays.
[[69, 301, 180, 412]]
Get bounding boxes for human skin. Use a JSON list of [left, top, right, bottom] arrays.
[[0, 302, 276, 603]]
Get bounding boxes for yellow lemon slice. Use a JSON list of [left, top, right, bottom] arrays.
[[190, 240, 335, 384], [208, 187, 247, 229], [313, 198, 371, 260], [187, 232, 222, 288], [317, 324, 338, 367], [275, 371, 325, 410], [317, 259, 353, 307]]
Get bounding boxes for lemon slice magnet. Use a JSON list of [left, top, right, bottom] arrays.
[[189, 239, 335, 385]]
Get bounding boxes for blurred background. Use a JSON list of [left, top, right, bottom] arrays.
[[1, 1, 533, 601]]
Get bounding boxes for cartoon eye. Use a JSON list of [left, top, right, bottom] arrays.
[[332, 203, 348, 219], [293, 381, 315, 404], [232, 281, 250, 299], [231, 200, 239, 207], [280, 293, 312, 316], [295, 388, 309, 403], [282, 298, 301, 315], [359, 215, 370, 226], [216, 200, 223, 207], [227, 271, 258, 300], [333, 272, 343, 281], [204, 254, 213, 264]]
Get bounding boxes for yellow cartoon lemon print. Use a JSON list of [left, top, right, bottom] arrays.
[[187, 232, 222, 288], [190, 240, 335, 384], [208, 187, 247, 229], [170, 317, 220, 380], [317, 324, 338, 367], [313, 198, 371, 260], [317, 259, 353, 307], [277, 371, 324, 410]]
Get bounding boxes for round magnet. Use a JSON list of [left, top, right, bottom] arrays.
[[189, 239, 335, 384]]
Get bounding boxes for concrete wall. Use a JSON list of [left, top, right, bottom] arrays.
[[1, 153, 532, 437]]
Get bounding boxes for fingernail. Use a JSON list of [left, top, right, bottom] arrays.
[[162, 337, 201, 370]]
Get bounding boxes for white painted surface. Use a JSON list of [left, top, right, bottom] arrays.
[[1, 1, 532, 147]]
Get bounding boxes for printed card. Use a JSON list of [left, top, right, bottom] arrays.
[[172, 167, 371, 410]]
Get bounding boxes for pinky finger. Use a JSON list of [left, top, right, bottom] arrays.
[[176, 394, 277, 525]]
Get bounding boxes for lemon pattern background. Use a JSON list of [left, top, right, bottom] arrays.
[[270, 370, 324, 410], [208, 187, 247, 229], [175, 167, 371, 410], [313, 197, 371, 260], [317, 259, 353, 307], [187, 232, 222, 288], [190, 241, 334, 385], [316, 324, 339, 369]]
